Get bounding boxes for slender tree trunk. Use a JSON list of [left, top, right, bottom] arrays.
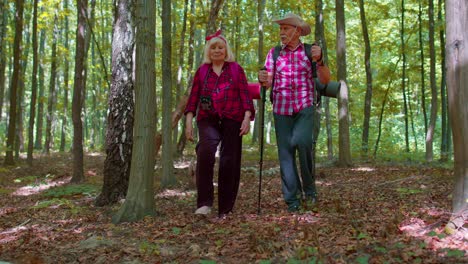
[[4, 0, 24, 165], [400, 0, 410, 155], [314, 0, 333, 160], [45, 14, 59, 154], [0, 0, 8, 123], [419, 0, 428, 134], [71, 0, 88, 183], [335, 0, 352, 167], [252, 0, 266, 145], [27, 0, 39, 165], [438, 0, 449, 162], [173, 0, 189, 149], [426, 0, 438, 162], [15, 18, 30, 159], [95, 0, 134, 206], [445, 0, 468, 234], [34, 29, 46, 150], [358, 0, 373, 160], [206, 0, 224, 35], [161, 0, 174, 187], [60, 0, 70, 152], [113, 0, 157, 223], [177, 0, 196, 155]]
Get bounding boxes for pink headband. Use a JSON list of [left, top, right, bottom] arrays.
[[205, 29, 226, 44]]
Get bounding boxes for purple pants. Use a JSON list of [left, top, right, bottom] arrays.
[[195, 117, 242, 215]]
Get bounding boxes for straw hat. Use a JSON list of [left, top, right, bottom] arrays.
[[272, 13, 311, 36]]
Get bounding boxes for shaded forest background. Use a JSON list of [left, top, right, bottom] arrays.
[[0, 0, 450, 163]]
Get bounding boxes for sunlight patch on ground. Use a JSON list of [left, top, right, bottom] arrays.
[[156, 189, 196, 198], [0, 226, 28, 244], [11, 177, 70, 196], [351, 166, 375, 172], [399, 216, 468, 253], [87, 152, 105, 157], [173, 160, 192, 169]]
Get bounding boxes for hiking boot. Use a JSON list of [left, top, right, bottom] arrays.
[[194, 206, 211, 215], [304, 196, 318, 212], [287, 204, 301, 213]]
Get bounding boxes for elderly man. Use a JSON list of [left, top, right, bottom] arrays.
[[258, 13, 331, 212]]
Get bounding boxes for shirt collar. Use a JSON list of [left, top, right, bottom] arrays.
[[282, 41, 304, 52]]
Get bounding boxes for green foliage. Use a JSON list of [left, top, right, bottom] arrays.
[[2, 0, 450, 162], [445, 249, 465, 258], [43, 184, 99, 198]]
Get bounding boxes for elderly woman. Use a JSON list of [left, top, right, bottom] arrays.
[[184, 30, 255, 218]]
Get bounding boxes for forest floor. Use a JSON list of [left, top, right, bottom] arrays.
[[0, 150, 467, 264]]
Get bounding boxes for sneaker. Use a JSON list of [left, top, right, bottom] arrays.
[[195, 206, 211, 215]]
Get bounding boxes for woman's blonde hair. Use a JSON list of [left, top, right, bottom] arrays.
[[202, 36, 235, 64]]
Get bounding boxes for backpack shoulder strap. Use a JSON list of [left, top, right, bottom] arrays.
[[270, 46, 281, 103], [303, 43, 317, 78], [198, 63, 210, 82], [228, 61, 239, 85]]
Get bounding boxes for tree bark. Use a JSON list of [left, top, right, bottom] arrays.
[[252, 0, 265, 145], [27, 0, 39, 165], [426, 0, 438, 162], [34, 29, 46, 150], [0, 0, 8, 123], [438, 0, 449, 161], [71, 0, 88, 183], [445, 0, 468, 234], [4, 0, 24, 165], [113, 0, 157, 223], [359, 0, 373, 160], [95, 0, 135, 207], [400, 0, 410, 154], [60, 0, 70, 152], [161, 0, 175, 187], [335, 0, 352, 167], [45, 14, 59, 154]]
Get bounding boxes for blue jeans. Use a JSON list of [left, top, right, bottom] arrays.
[[274, 106, 317, 209]]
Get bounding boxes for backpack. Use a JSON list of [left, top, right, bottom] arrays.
[[270, 43, 317, 103]]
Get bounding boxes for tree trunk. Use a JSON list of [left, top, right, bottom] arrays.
[[206, 0, 225, 35], [34, 29, 46, 150], [45, 14, 59, 154], [161, 0, 175, 187], [95, 0, 134, 207], [27, 0, 39, 165], [15, 17, 31, 159], [314, 0, 334, 161], [445, 0, 468, 234], [400, 0, 410, 154], [335, 0, 352, 167], [71, 0, 88, 183], [438, 0, 449, 162], [426, 0, 438, 162], [359, 0, 373, 160], [4, 0, 24, 166], [177, 0, 196, 155], [252, 0, 266, 145], [173, 0, 189, 150], [419, 0, 428, 135], [60, 0, 70, 152], [0, 0, 8, 124], [113, 0, 157, 223]]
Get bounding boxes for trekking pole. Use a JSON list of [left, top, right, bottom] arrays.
[[258, 67, 267, 215]]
